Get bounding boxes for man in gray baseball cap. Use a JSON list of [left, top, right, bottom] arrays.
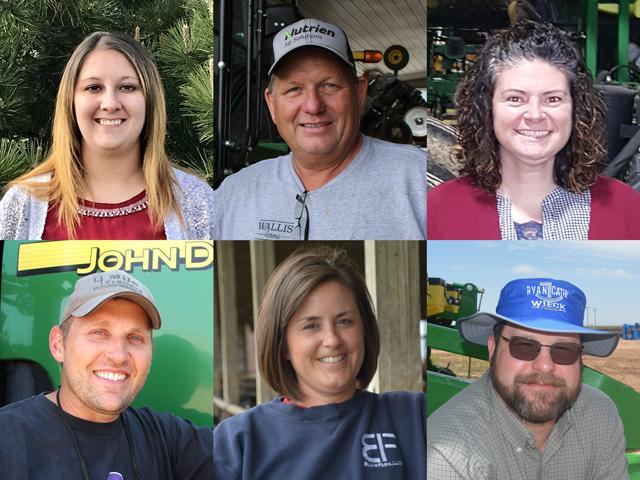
[[214, 18, 426, 240], [0, 270, 212, 478]]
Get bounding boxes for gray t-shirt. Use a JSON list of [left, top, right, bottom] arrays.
[[213, 135, 426, 239], [427, 372, 628, 480]]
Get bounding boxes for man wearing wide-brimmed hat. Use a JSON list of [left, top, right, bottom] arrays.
[[428, 278, 628, 480]]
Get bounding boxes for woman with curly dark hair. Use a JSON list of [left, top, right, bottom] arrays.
[[427, 21, 640, 239]]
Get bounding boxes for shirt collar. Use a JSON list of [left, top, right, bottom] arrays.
[[483, 372, 535, 450], [497, 186, 590, 240]]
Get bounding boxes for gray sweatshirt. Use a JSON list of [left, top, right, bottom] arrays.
[[214, 135, 426, 240]]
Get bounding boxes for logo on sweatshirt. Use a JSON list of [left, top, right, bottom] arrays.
[[255, 219, 296, 240], [361, 433, 402, 468], [107, 473, 123, 480]]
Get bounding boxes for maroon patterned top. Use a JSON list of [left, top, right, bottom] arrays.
[[42, 191, 166, 239]]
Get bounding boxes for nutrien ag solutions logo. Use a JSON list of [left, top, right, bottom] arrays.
[[526, 281, 569, 312], [283, 23, 335, 44]]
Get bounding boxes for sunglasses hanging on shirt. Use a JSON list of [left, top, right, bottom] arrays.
[[295, 191, 309, 240]]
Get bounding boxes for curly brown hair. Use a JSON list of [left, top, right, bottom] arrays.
[[455, 21, 606, 194]]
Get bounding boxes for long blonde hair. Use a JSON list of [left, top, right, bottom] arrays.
[[11, 31, 183, 238]]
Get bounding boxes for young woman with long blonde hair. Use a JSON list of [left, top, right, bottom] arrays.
[[0, 31, 214, 239]]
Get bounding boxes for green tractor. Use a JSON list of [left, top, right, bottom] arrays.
[[427, 276, 640, 476], [0, 240, 214, 427]]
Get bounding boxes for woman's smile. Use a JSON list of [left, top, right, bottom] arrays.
[[74, 48, 146, 157], [285, 280, 365, 406], [492, 59, 572, 168]]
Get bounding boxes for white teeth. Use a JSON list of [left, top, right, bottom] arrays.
[[319, 354, 346, 364], [98, 119, 123, 126], [95, 371, 127, 382], [302, 122, 330, 128], [517, 129, 549, 138]]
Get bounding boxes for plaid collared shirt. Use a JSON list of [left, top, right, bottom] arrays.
[[497, 187, 591, 240], [427, 372, 628, 480]]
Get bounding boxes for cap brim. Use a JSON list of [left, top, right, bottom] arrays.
[[458, 312, 619, 357], [67, 291, 161, 329], [268, 44, 355, 76]]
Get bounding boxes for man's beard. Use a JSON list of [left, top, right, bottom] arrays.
[[490, 359, 581, 424]]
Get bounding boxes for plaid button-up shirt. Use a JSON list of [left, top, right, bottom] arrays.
[[427, 372, 628, 479], [497, 187, 591, 240]]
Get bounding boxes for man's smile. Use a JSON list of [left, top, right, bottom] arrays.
[[94, 370, 129, 382]]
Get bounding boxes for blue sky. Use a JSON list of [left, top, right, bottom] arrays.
[[428, 241, 640, 327]]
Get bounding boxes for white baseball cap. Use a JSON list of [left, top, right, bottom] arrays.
[[269, 18, 356, 76]]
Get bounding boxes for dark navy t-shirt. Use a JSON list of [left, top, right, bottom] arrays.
[[0, 394, 212, 479]]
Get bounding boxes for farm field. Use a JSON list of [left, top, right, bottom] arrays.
[[584, 340, 640, 393]]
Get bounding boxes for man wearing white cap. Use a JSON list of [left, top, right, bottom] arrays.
[[0, 270, 212, 479], [214, 18, 426, 240], [428, 278, 628, 480]]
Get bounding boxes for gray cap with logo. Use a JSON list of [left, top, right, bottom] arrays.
[[60, 270, 161, 329], [269, 18, 355, 76]]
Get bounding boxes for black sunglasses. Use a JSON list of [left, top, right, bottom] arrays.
[[295, 190, 309, 240], [500, 335, 583, 365]]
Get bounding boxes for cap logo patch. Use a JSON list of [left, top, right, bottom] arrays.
[[283, 24, 335, 43], [93, 272, 145, 296], [527, 281, 568, 312]]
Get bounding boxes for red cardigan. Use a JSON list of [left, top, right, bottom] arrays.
[[427, 176, 640, 239]]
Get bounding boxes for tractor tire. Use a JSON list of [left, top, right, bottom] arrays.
[[427, 116, 460, 189], [2, 361, 53, 407]]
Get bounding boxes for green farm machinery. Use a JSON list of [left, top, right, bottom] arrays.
[[0, 241, 214, 427]]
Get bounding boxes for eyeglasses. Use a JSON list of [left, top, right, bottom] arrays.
[[500, 335, 583, 365], [294, 190, 309, 240]]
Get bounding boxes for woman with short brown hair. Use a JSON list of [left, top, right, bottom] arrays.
[[256, 247, 380, 403], [213, 247, 426, 478]]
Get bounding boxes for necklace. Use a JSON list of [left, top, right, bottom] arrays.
[[78, 196, 149, 217], [55, 389, 142, 479]]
